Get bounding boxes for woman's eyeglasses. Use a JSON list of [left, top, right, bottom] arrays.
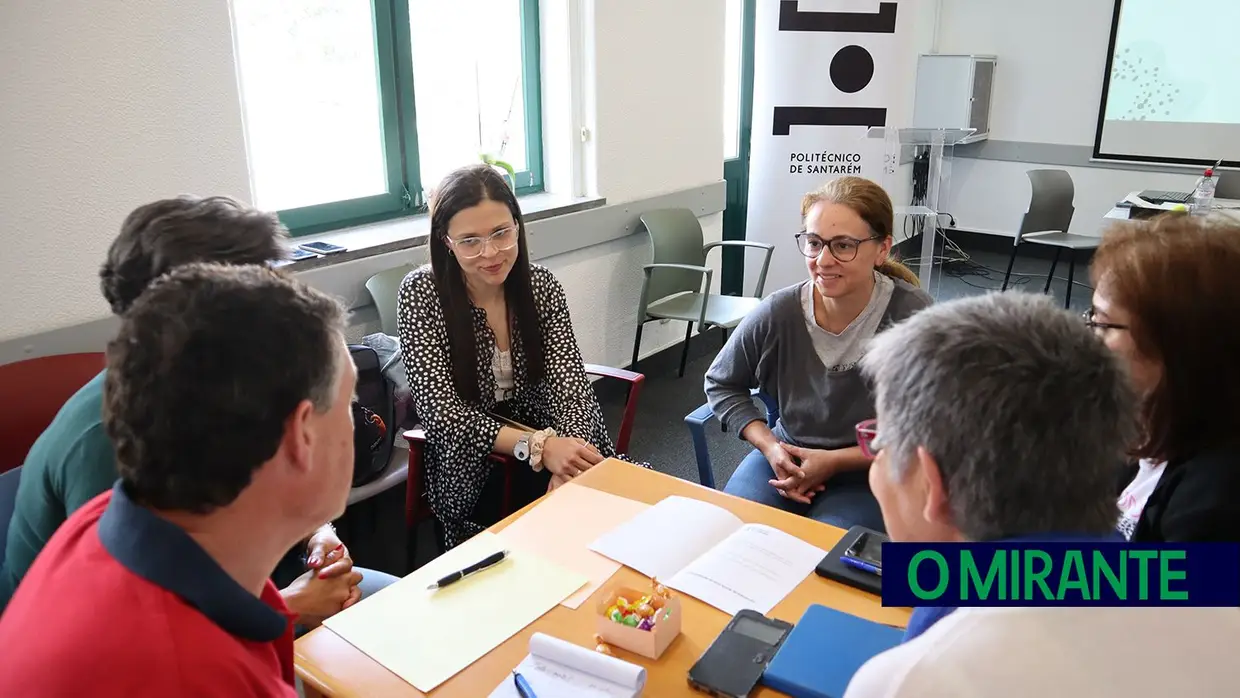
[[446, 225, 519, 259], [1082, 307, 1129, 334], [855, 419, 880, 459], [795, 232, 882, 263]]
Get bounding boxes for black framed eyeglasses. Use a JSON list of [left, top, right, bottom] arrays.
[[1083, 307, 1129, 333], [795, 232, 882, 263]]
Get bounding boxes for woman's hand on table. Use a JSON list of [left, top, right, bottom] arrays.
[[547, 471, 573, 493], [542, 436, 603, 482]]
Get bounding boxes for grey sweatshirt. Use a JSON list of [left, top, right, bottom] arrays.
[[705, 278, 932, 449]]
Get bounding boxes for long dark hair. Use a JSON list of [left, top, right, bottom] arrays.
[[428, 164, 545, 403]]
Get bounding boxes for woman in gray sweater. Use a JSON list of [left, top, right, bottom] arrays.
[[705, 177, 931, 531]]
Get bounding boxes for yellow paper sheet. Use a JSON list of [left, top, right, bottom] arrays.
[[498, 483, 651, 608], [322, 531, 586, 693]]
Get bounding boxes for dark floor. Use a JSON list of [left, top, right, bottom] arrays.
[[342, 239, 1093, 575]]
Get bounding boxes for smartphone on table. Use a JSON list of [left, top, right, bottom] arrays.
[[297, 241, 347, 255], [841, 531, 884, 576], [688, 609, 794, 697]]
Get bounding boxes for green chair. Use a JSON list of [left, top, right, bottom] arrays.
[[633, 208, 774, 377], [365, 263, 419, 336]]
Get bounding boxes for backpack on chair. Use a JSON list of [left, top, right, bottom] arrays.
[[349, 344, 396, 487]]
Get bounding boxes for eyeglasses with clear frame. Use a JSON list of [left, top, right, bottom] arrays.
[[445, 224, 519, 259], [856, 418, 880, 459], [1082, 307, 1129, 334], [795, 232, 882, 263]]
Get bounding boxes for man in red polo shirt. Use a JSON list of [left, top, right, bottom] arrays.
[[0, 263, 357, 697]]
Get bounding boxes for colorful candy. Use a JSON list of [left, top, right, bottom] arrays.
[[603, 580, 676, 635], [606, 592, 664, 632]]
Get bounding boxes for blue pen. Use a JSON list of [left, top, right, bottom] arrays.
[[512, 670, 538, 698], [840, 555, 883, 577]]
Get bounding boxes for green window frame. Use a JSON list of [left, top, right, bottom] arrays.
[[272, 0, 544, 237]]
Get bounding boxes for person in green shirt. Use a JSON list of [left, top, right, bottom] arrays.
[[1, 195, 397, 620]]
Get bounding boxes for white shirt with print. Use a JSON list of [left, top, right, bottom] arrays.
[[1116, 458, 1167, 540]]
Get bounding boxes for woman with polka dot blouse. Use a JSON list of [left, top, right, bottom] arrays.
[[398, 164, 627, 548]]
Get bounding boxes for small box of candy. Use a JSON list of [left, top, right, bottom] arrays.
[[594, 581, 682, 660]]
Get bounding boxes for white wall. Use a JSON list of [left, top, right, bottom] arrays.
[[548, 0, 724, 367], [0, 0, 252, 342], [935, 0, 1199, 236], [0, 0, 727, 372]]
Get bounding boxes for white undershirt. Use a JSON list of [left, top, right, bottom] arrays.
[[1116, 458, 1167, 540], [800, 271, 893, 373], [845, 606, 1240, 698], [492, 347, 514, 402]]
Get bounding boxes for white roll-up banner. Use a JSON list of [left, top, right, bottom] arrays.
[[745, 0, 917, 294]]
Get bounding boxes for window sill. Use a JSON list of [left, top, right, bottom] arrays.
[[275, 192, 606, 272]]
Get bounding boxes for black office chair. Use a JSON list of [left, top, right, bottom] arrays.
[[1001, 169, 1097, 309]]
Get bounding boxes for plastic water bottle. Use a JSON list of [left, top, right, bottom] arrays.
[[1191, 166, 1217, 216]]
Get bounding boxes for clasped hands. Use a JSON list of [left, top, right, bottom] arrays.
[[281, 527, 364, 628], [762, 441, 840, 504]]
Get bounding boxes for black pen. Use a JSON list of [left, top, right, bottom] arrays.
[[426, 550, 509, 590]]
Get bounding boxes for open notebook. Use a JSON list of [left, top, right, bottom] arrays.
[[488, 633, 647, 698], [589, 496, 825, 615]]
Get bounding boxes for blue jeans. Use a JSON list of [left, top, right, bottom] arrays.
[[356, 566, 399, 599], [723, 448, 886, 532]]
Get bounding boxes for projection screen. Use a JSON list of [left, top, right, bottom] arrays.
[[1094, 0, 1240, 167]]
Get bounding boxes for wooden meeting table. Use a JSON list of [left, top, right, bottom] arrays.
[[295, 459, 910, 697]]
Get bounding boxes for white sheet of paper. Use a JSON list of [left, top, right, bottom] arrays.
[[668, 523, 826, 615], [487, 633, 645, 698], [588, 495, 742, 580]]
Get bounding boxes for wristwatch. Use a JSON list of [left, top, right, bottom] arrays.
[[513, 432, 532, 461]]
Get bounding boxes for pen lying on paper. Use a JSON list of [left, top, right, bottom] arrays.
[[512, 670, 538, 698], [427, 549, 510, 590]]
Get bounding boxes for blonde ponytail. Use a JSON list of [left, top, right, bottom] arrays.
[[878, 259, 920, 287]]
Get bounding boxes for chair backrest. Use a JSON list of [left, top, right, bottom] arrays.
[[0, 466, 21, 561], [640, 208, 709, 303], [365, 264, 419, 337], [1017, 169, 1075, 244], [1215, 172, 1240, 200], [0, 353, 106, 473]]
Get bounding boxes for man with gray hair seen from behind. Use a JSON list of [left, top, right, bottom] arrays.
[[844, 292, 1240, 698]]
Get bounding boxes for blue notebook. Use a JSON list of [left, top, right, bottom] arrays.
[[762, 604, 904, 698]]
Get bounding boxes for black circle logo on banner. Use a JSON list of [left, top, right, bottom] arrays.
[[830, 45, 875, 94]]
